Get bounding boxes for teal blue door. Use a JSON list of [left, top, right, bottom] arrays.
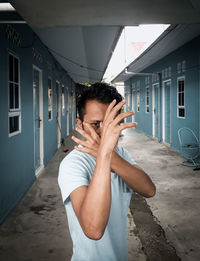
[[56, 81, 61, 147], [33, 69, 40, 171], [154, 85, 159, 138], [164, 81, 171, 143], [132, 91, 135, 122]]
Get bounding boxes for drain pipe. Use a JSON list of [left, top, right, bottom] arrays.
[[158, 72, 162, 143]]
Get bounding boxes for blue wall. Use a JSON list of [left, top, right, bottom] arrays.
[[0, 23, 76, 225], [125, 35, 200, 151]]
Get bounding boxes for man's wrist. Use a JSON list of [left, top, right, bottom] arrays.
[[98, 144, 113, 160]]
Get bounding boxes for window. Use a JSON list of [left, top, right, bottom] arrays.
[[9, 113, 20, 133], [165, 68, 168, 78], [152, 74, 157, 83], [127, 93, 130, 110], [62, 85, 65, 116], [177, 77, 185, 118], [137, 89, 140, 112], [146, 86, 150, 113], [145, 77, 149, 85], [177, 63, 181, 74], [136, 80, 140, 88], [156, 74, 159, 82], [132, 82, 136, 91], [8, 53, 21, 136], [168, 66, 171, 77], [182, 60, 186, 73], [162, 69, 165, 78], [48, 78, 53, 120]]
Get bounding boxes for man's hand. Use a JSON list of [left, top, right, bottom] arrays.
[[72, 99, 138, 157], [99, 99, 137, 154], [72, 123, 100, 157]]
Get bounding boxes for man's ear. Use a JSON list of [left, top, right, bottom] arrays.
[[76, 118, 83, 129]]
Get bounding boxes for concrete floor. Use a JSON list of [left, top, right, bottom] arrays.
[[119, 129, 200, 261], [0, 128, 200, 261]]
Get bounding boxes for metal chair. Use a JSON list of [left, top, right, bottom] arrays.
[[178, 127, 200, 167]]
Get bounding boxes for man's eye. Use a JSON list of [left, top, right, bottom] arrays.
[[90, 122, 101, 128]]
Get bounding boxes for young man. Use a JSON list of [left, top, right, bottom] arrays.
[[58, 82, 156, 261]]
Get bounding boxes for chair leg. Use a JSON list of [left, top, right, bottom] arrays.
[[182, 159, 200, 167]]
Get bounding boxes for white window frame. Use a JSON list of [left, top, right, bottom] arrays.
[[48, 77, 53, 121], [137, 89, 140, 112], [145, 86, 150, 113], [62, 85, 65, 116], [177, 76, 185, 119], [8, 52, 21, 137]]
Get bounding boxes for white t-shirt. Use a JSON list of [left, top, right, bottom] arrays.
[[58, 146, 136, 261]]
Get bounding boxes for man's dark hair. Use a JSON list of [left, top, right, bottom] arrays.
[[77, 82, 123, 121]]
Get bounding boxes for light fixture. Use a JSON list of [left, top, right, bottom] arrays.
[[0, 3, 15, 11]]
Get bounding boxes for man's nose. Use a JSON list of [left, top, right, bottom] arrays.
[[96, 127, 101, 136]]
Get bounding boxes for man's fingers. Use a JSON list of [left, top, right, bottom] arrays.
[[104, 99, 117, 120], [113, 111, 135, 125], [75, 126, 93, 142], [74, 145, 97, 158], [105, 99, 126, 122], [83, 122, 100, 142], [119, 122, 138, 131], [71, 135, 87, 147], [112, 99, 126, 115], [74, 145, 90, 154]]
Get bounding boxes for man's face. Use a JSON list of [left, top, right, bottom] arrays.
[[77, 100, 109, 136]]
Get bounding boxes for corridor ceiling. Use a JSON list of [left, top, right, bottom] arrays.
[[4, 0, 200, 84], [113, 23, 200, 83]]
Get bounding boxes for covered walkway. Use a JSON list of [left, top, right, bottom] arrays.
[[0, 128, 199, 261]]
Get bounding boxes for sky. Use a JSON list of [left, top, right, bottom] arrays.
[[103, 24, 170, 84]]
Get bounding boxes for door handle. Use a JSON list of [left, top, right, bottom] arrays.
[[38, 117, 42, 128]]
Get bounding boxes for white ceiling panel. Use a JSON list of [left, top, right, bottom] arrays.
[[9, 0, 200, 26]]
